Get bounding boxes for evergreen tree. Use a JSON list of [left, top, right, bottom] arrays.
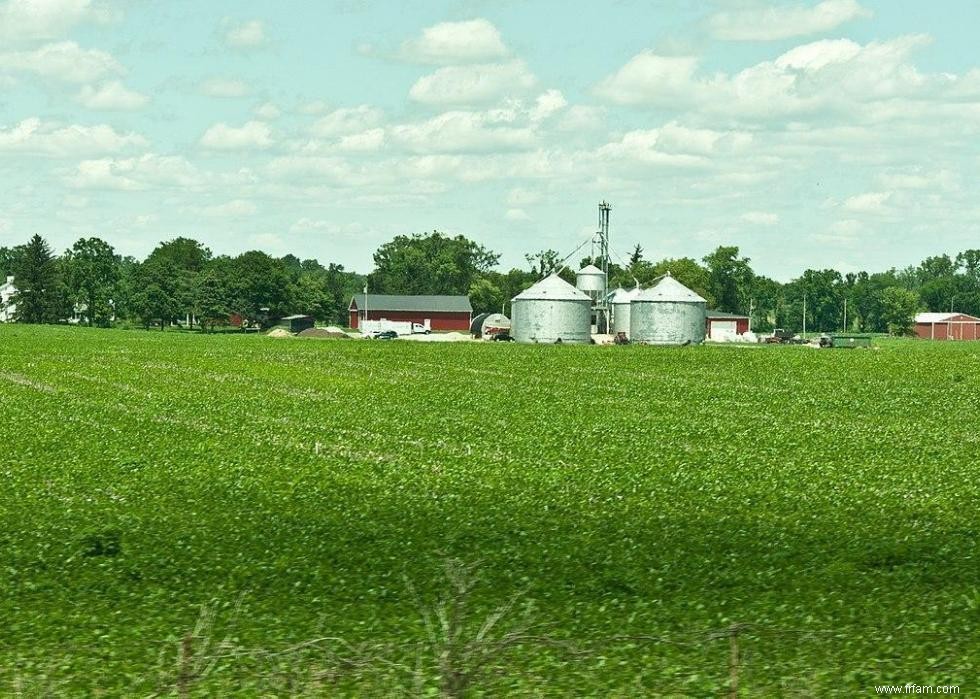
[[11, 235, 66, 323]]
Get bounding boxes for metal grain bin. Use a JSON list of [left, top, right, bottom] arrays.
[[511, 274, 592, 344], [610, 286, 641, 337], [630, 275, 707, 345], [576, 264, 606, 294]]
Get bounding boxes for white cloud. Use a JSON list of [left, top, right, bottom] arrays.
[[224, 19, 267, 48], [398, 18, 508, 64], [409, 60, 536, 106], [843, 191, 891, 213], [203, 199, 257, 217], [877, 169, 958, 191], [741, 211, 780, 225], [506, 188, 540, 206], [68, 154, 200, 190], [310, 105, 384, 137], [557, 105, 605, 131], [0, 41, 122, 83], [595, 35, 939, 120], [504, 208, 530, 221], [0, 0, 110, 42], [709, 0, 871, 41], [338, 128, 385, 152], [390, 110, 534, 154], [254, 102, 281, 120], [0, 118, 146, 156], [529, 89, 567, 122], [200, 120, 273, 149], [199, 78, 251, 98], [76, 81, 149, 110]]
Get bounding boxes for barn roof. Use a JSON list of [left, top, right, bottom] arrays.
[[707, 310, 749, 319], [916, 312, 980, 323], [349, 294, 472, 313]]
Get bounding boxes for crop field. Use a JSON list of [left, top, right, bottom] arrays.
[[0, 325, 978, 696]]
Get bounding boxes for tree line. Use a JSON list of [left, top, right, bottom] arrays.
[[2, 231, 975, 334]]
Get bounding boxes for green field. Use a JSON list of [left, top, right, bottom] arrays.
[[1, 326, 977, 696]]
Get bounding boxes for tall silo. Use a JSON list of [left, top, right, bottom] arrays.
[[610, 286, 641, 337], [630, 274, 707, 345], [511, 274, 592, 344]]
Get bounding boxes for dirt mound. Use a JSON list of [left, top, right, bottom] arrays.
[[266, 328, 293, 338], [297, 328, 350, 339]]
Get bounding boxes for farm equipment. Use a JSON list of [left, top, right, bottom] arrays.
[[820, 334, 873, 349], [765, 328, 805, 344]]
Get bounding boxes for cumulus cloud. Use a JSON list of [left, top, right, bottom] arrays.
[[842, 191, 891, 213], [199, 78, 251, 98], [504, 208, 530, 221], [709, 0, 871, 41], [310, 105, 384, 137], [390, 110, 535, 154], [338, 128, 385, 152], [200, 120, 273, 149], [0, 117, 146, 156], [0, 0, 110, 42], [529, 89, 567, 122], [398, 19, 508, 64], [68, 154, 200, 190], [595, 35, 940, 121], [224, 19, 267, 48], [76, 81, 149, 110], [254, 102, 281, 120], [409, 60, 536, 106], [0, 41, 122, 83]]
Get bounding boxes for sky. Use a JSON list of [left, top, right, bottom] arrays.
[[1, 0, 979, 280]]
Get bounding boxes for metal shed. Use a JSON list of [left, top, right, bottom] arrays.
[[511, 274, 592, 344], [281, 314, 315, 333]]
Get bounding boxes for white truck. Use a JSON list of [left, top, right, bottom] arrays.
[[360, 319, 430, 336]]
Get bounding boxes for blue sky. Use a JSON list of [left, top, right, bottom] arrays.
[[1, 0, 978, 280]]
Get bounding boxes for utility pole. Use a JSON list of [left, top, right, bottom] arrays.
[[748, 299, 755, 333], [802, 294, 807, 338], [843, 298, 847, 333]]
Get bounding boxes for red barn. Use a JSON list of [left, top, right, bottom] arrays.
[[706, 310, 750, 340], [349, 294, 472, 331], [915, 312, 980, 340]]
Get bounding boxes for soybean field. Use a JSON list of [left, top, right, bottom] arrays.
[[0, 325, 977, 696]]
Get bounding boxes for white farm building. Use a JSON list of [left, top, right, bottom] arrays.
[[0, 276, 15, 323]]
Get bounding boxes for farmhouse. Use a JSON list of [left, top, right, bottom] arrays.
[[705, 310, 750, 340], [349, 293, 472, 331], [914, 312, 980, 340], [0, 276, 16, 322]]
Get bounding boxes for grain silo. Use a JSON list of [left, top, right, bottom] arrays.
[[511, 274, 592, 344], [610, 286, 642, 337], [630, 274, 707, 345]]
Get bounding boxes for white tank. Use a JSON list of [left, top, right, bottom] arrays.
[[575, 264, 606, 293], [630, 275, 706, 345], [511, 274, 592, 344], [610, 286, 641, 337]]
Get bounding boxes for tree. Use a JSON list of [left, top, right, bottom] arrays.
[[370, 232, 499, 295], [128, 259, 181, 330], [878, 286, 920, 335], [145, 238, 212, 326], [702, 246, 754, 313], [227, 251, 294, 320], [524, 249, 570, 280], [193, 267, 232, 332], [63, 237, 119, 326], [468, 278, 504, 315], [629, 244, 644, 266], [633, 257, 714, 306], [10, 235, 67, 323]]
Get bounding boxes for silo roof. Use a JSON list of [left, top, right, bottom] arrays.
[[636, 275, 706, 303], [577, 264, 604, 275], [513, 274, 591, 301], [610, 286, 641, 304]]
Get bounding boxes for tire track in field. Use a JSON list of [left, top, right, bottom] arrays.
[[0, 371, 58, 394]]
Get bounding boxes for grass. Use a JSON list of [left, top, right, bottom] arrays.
[[0, 325, 977, 696]]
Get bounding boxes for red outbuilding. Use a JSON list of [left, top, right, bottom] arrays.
[[706, 310, 751, 340], [914, 312, 980, 340], [348, 293, 473, 331]]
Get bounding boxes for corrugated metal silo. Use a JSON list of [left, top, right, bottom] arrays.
[[610, 286, 641, 336], [630, 275, 707, 345], [575, 264, 606, 294], [511, 274, 592, 344]]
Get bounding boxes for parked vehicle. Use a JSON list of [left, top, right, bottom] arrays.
[[492, 332, 515, 342], [360, 320, 430, 335], [374, 330, 398, 340]]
